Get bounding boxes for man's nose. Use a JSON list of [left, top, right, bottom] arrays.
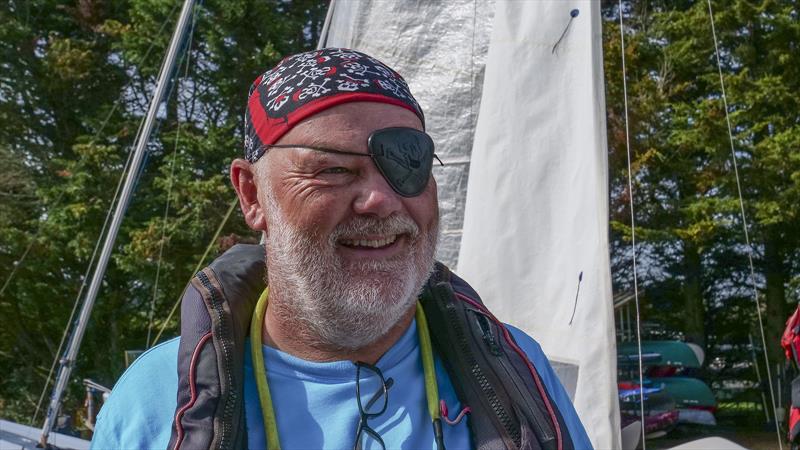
[[352, 169, 403, 218]]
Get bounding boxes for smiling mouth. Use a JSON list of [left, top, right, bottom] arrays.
[[338, 235, 399, 249]]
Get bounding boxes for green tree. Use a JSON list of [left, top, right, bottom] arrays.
[[604, 0, 800, 399], [0, 0, 326, 427]]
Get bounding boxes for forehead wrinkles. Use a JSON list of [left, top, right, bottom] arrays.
[[253, 143, 320, 182], [283, 119, 367, 153]]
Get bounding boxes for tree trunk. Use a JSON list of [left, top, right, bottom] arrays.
[[683, 242, 706, 349], [764, 236, 789, 367]]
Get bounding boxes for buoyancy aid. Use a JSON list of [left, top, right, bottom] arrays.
[[167, 244, 575, 450], [782, 304, 800, 446]]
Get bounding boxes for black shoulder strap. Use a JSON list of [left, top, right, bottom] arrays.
[[420, 262, 575, 450], [168, 244, 264, 450]]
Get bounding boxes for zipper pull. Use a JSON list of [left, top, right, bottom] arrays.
[[474, 312, 502, 356]]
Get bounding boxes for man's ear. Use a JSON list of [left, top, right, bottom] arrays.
[[230, 158, 268, 232]]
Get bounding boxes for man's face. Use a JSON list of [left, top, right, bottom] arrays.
[[250, 102, 439, 349]]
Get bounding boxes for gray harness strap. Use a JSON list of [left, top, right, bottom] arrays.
[[168, 244, 263, 450]]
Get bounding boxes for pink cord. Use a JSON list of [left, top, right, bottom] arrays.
[[173, 332, 213, 450], [440, 399, 471, 425]]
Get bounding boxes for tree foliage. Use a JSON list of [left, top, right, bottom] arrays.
[[603, 0, 800, 409], [2, 0, 799, 434], [0, 0, 326, 426]]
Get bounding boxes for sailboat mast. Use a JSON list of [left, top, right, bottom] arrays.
[[39, 0, 197, 445]]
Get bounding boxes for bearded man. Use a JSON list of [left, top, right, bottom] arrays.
[[92, 48, 592, 450]]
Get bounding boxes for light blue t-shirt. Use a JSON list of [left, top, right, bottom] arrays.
[[92, 320, 592, 449]]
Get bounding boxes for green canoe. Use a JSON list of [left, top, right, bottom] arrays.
[[618, 341, 701, 368], [650, 376, 717, 409]]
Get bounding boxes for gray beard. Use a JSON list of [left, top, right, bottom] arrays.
[[264, 197, 438, 351]]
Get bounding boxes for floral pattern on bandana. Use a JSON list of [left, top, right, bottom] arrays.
[[243, 48, 424, 163]]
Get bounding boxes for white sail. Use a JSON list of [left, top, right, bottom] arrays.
[[324, 1, 619, 447], [323, 0, 494, 267], [457, 1, 619, 448], [0, 419, 89, 450]]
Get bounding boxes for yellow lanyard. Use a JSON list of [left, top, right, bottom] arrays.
[[249, 288, 442, 450]]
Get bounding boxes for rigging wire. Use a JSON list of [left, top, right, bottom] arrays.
[[316, 0, 335, 49], [39, 0, 200, 441], [705, 1, 783, 448], [146, 3, 199, 349], [0, 241, 32, 298], [29, 103, 150, 426], [92, 2, 182, 148], [150, 197, 239, 346], [749, 332, 771, 422], [0, 2, 181, 302], [470, 0, 477, 129], [30, 114, 144, 427], [27, 4, 183, 426], [155, 0, 335, 346], [617, 1, 647, 447]]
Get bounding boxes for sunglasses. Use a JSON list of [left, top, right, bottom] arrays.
[[263, 127, 443, 197], [353, 361, 394, 450]]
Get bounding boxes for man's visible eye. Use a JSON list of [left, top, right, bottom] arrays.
[[320, 167, 351, 175]]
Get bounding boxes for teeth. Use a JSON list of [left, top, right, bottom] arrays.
[[341, 235, 398, 248]]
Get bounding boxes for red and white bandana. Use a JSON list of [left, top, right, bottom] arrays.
[[244, 48, 425, 163]]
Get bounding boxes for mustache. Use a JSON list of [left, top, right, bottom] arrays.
[[329, 214, 420, 243]]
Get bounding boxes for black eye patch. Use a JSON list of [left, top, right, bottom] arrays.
[[262, 127, 442, 197], [367, 127, 440, 197]]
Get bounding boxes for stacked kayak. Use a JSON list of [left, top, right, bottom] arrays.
[[618, 341, 702, 369], [618, 340, 717, 436], [650, 377, 717, 426], [619, 383, 680, 437]]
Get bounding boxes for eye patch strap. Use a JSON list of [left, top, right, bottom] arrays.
[[261, 128, 444, 197]]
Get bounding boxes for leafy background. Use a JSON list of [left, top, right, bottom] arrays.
[[605, 0, 800, 440], [0, 0, 798, 441], [0, 0, 326, 425]]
